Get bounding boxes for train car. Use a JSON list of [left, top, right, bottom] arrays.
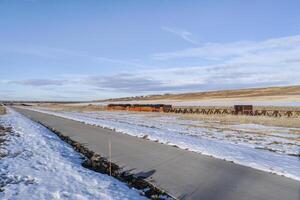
[[106, 104, 172, 112], [234, 105, 253, 115], [106, 104, 131, 111]]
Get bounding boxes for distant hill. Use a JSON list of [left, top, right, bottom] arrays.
[[98, 85, 300, 102]]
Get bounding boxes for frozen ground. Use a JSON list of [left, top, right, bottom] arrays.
[[26, 108, 300, 181], [0, 108, 147, 200]]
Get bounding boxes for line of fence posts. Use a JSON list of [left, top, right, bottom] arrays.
[[106, 104, 299, 118], [167, 107, 299, 118]]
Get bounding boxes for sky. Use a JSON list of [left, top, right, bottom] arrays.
[[1, 0, 300, 101]]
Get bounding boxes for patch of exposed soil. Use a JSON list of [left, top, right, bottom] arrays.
[[0, 125, 12, 192], [0, 106, 6, 115]]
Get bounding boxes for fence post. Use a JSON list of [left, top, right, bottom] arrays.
[[109, 139, 112, 176]]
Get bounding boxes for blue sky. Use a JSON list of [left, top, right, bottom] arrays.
[[1, 0, 300, 101]]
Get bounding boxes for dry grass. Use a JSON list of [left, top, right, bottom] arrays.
[[33, 101, 300, 129], [170, 105, 300, 111], [34, 103, 106, 112], [178, 113, 300, 128], [0, 106, 6, 115], [100, 85, 300, 102], [169, 86, 300, 100]]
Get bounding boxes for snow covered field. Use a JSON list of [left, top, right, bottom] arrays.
[[25, 108, 300, 181], [72, 100, 300, 107], [0, 108, 147, 200]]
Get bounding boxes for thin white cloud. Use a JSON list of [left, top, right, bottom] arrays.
[[10, 79, 68, 87], [153, 35, 300, 61], [6, 61, 299, 94], [0, 46, 147, 68], [161, 26, 199, 45], [2, 35, 300, 99]]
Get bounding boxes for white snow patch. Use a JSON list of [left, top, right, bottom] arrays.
[[23, 108, 300, 181], [0, 108, 147, 200], [72, 100, 300, 107]]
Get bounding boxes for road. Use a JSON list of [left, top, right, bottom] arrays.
[[14, 107, 300, 200]]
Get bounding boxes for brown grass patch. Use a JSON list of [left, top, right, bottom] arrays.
[[100, 85, 300, 102], [31, 102, 300, 134], [178, 113, 300, 129], [34, 103, 105, 112], [33, 103, 300, 128], [0, 106, 6, 115]]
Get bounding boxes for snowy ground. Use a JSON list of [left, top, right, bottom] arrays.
[[25, 108, 300, 181], [71, 100, 300, 107], [0, 108, 147, 200]]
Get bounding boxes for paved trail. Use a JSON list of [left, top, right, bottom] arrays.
[[14, 107, 300, 200]]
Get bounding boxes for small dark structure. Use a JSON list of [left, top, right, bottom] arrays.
[[234, 105, 253, 115], [107, 104, 172, 112]]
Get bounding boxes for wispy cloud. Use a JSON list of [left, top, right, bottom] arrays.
[[153, 35, 300, 61], [161, 26, 199, 45], [79, 63, 298, 93], [10, 79, 68, 87], [2, 35, 300, 99], [83, 74, 164, 92], [12, 62, 298, 93], [3, 62, 299, 97], [0, 46, 146, 68]]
